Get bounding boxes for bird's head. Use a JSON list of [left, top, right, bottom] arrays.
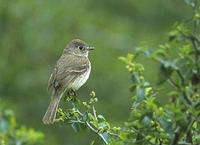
[[64, 39, 94, 57]]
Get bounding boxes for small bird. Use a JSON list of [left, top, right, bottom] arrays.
[[42, 39, 94, 124]]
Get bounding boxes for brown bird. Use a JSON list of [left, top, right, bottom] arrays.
[[42, 39, 94, 124]]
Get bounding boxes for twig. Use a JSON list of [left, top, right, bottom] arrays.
[[75, 108, 84, 116], [107, 131, 122, 140], [73, 106, 108, 144], [194, 100, 200, 108], [176, 70, 192, 104], [192, 0, 198, 33], [191, 0, 200, 76], [86, 122, 108, 144], [168, 77, 179, 90], [186, 117, 194, 144], [190, 36, 199, 68], [92, 106, 97, 120], [170, 127, 181, 145], [69, 119, 108, 144], [176, 69, 193, 105]]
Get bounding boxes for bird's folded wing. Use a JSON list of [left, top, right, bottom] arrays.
[[48, 54, 89, 90]]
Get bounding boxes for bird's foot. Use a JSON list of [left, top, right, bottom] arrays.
[[68, 89, 77, 97], [63, 89, 77, 102]]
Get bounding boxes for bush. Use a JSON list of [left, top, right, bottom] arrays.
[[0, 101, 44, 145]]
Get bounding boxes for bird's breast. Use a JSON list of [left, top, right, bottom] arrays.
[[69, 62, 91, 90]]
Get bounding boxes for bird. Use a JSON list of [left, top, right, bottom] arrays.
[[42, 39, 94, 124]]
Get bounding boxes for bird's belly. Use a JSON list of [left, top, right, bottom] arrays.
[[69, 67, 91, 90]]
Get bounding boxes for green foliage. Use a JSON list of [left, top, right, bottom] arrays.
[[56, 92, 121, 145], [55, 1, 200, 144], [1, 0, 200, 145], [0, 0, 195, 144], [0, 102, 44, 145]]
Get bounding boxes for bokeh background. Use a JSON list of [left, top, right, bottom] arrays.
[[0, 0, 192, 144]]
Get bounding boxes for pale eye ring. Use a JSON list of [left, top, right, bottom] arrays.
[[78, 46, 83, 50]]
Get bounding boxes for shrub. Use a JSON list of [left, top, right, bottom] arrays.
[[0, 102, 44, 145]]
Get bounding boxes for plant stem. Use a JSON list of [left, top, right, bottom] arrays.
[[170, 127, 181, 145], [191, 0, 200, 75], [186, 117, 194, 144], [86, 122, 108, 144], [69, 119, 108, 144], [192, 0, 198, 33], [92, 106, 97, 120], [168, 77, 179, 90], [176, 69, 193, 105], [194, 100, 200, 108], [74, 107, 108, 144]]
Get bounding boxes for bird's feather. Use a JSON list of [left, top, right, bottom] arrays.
[[48, 54, 89, 92]]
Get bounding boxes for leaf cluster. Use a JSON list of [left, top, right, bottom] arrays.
[[0, 102, 44, 145]]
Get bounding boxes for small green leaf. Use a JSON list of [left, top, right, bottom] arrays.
[[87, 113, 95, 121], [90, 140, 95, 145], [97, 115, 106, 121], [135, 87, 145, 103], [71, 122, 86, 133], [159, 118, 173, 135], [157, 60, 174, 84], [118, 56, 128, 64], [142, 116, 151, 126]]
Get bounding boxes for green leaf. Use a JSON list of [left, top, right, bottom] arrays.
[[135, 87, 145, 103], [118, 53, 134, 64], [90, 140, 95, 145], [131, 73, 139, 84], [127, 53, 134, 62], [71, 122, 86, 133], [142, 116, 151, 126], [157, 60, 175, 85], [118, 56, 128, 64], [159, 118, 173, 135], [102, 132, 109, 143], [16, 127, 44, 144], [87, 113, 95, 121], [97, 115, 106, 122]]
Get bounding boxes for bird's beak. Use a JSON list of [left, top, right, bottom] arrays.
[[86, 46, 95, 51]]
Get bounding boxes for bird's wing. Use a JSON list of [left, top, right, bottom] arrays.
[[48, 54, 89, 91], [48, 67, 57, 90]]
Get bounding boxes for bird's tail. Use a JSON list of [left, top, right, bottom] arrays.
[[42, 93, 61, 124]]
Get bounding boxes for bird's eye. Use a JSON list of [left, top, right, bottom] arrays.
[[78, 46, 83, 50]]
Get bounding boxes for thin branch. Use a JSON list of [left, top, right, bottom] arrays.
[[107, 131, 122, 140], [186, 117, 194, 144], [168, 77, 180, 90], [194, 100, 200, 108], [75, 108, 84, 116], [86, 122, 108, 145], [92, 106, 97, 120], [170, 127, 181, 145], [191, 0, 200, 75], [176, 69, 185, 85], [190, 36, 199, 64], [176, 70, 193, 105], [73, 106, 109, 144], [192, 0, 198, 34], [68, 120, 85, 124]]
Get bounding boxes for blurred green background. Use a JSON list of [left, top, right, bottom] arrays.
[[0, 0, 192, 144]]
